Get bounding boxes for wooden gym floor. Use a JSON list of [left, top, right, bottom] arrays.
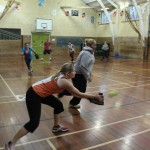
[[1, 53, 150, 150]]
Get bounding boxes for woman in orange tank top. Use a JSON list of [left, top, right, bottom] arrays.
[[5, 63, 103, 150]]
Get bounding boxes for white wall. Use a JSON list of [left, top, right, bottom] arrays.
[[0, 0, 96, 36], [0, 0, 148, 38]]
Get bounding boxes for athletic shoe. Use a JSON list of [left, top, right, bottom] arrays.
[[69, 103, 80, 109], [28, 71, 32, 76], [52, 124, 69, 133], [5, 141, 14, 150]]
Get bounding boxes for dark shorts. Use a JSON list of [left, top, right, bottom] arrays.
[[43, 50, 51, 55]]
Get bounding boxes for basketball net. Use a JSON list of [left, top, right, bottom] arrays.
[[42, 27, 47, 32]]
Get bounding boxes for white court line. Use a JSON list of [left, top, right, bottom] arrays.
[[0, 77, 149, 98], [0, 95, 14, 98], [94, 74, 135, 87], [0, 101, 20, 104], [1, 81, 150, 104], [94, 73, 150, 88], [87, 78, 150, 89], [0, 114, 148, 150], [46, 139, 57, 150], [0, 74, 16, 97], [86, 84, 150, 104], [94, 64, 150, 74], [87, 83, 150, 94], [94, 63, 150, 72], [82, 128, 150, 150]]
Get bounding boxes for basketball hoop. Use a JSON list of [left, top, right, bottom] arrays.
[[42, 27, 47, 32], [41, 23, 47, 32]]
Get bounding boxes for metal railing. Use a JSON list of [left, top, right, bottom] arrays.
[[0, 29, 21, 40]]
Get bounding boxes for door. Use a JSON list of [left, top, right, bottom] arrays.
[[31, 32, 50, 55]]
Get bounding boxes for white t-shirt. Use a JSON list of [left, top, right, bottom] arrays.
[[68, 44, 75, 52], [102, 43, 109, 51]]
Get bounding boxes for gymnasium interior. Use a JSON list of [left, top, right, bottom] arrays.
[[0, 0, 150, 149]]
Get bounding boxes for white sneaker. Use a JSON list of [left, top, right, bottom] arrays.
[[69, 104, 80, 109], [28, 71, 32, 76]]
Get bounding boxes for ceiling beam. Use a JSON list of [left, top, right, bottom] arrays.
[[60, 6, 92, 9], [0, 0, 15, 20], [83, 0, 96, 4], [132, 0, 145, 46], [106, 0, 118, 8], [140, 2, 148, 10], [97, 0, 115, 45]]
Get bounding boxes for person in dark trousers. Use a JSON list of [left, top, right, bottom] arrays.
[[68, 42, 75, 62], [58, 38, 97, 109], [80, 38, 87, 51], [21, 43, 35, 76], [101, 41, 109, 61], [41, 39, 52, 61]]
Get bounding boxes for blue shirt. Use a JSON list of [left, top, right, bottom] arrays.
[[21, 47, 33, 60]]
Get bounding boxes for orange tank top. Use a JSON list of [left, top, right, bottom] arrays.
[[32, 75, 64, 98]]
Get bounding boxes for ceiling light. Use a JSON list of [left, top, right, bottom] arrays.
[[101, 8, 109, 10]]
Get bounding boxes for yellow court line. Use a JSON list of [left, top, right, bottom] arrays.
[[0, 114, 149, 150], [46, 139, 57, 150]]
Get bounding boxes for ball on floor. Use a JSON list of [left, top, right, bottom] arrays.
[[108, 90, 118, 97]]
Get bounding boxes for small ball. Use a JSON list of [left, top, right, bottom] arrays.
[[108, 90, 117, 97]]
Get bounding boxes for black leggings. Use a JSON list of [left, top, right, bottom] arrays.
[[24, 87, 64, 133], [60, 74, 87, 105], [70, 74, 87, 105], [25, 59, 32, 70]]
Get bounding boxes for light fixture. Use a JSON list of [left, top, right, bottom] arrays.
[[101, 8, 109, 10], [120, 2, 129, 10]]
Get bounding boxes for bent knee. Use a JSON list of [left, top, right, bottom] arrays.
[[54, 103, 64, 114], [24, 120, 40, 133]]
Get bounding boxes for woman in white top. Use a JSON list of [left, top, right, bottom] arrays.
[[101, 41, 109, 61], [68, 42, 75, 61]]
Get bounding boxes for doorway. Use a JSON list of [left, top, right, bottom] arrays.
[[31, 32, 50, 55]]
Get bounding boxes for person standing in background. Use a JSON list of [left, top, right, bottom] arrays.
[[80, 38, 88, 51], [101, 41, 109, 61], [41, 39, 52, 61], [68, 42, 75, 62], [58, 38, 97, 109]]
